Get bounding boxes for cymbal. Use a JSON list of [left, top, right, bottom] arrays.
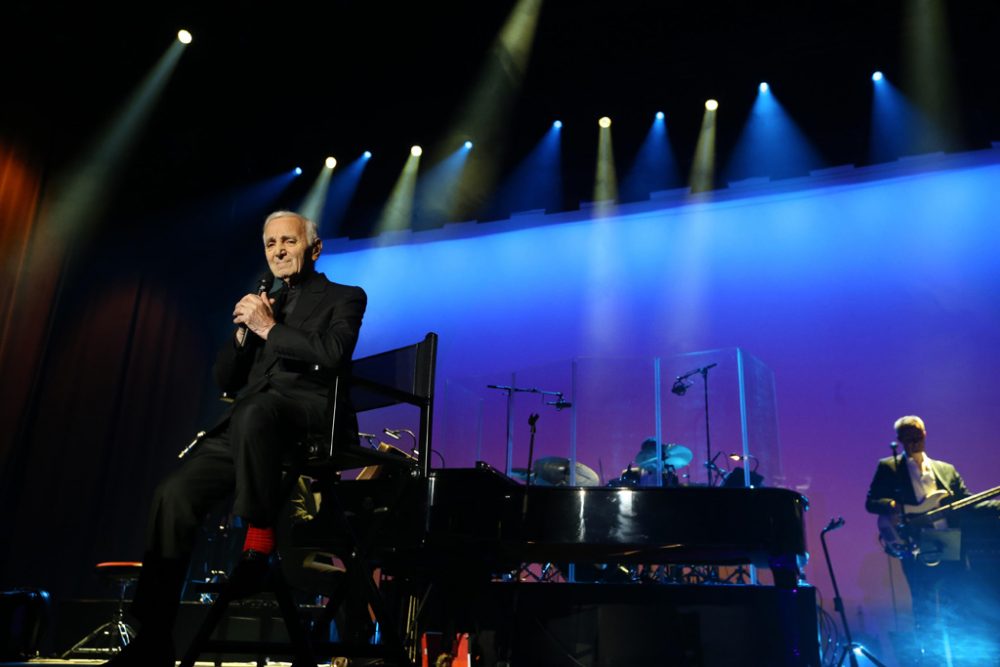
[[513, 457, 600, 487], [510, 468, 532, 481], [635, 443, 694, 470]]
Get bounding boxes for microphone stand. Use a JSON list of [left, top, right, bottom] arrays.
[[487, 385, 570, 477], [821, 517, 887, 667], [673, 363, 718, 485], [525, 414, 540, 486], [889, 441, 911, 545]]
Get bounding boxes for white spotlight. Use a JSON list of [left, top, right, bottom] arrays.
[[325, 157, 337, 169], [177, 29, 193, 45], [411, 145, 423, 157], [759, 82, 769, 93], [705, 99, 719, 111], [598, 116, 611, 128]]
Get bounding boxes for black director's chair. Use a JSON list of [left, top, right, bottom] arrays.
[[180, 332, 437, 667]]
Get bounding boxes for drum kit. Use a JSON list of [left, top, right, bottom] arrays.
[[510, 442, 696, 488]]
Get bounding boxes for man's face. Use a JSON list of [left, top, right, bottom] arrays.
[[263, 215, 321, 282], [898, 426, 926, 457]]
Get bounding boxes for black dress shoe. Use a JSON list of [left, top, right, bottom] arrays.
[[102, 631, 175, 667]]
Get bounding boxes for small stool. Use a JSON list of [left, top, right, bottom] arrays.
[[62, 561, 142, 658]]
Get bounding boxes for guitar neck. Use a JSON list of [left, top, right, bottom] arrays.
[[924, 484, 1000, 518]]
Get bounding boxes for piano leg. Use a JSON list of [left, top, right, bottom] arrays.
[[769, 556, 800, 589]]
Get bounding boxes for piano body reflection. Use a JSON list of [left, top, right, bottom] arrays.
[[297, 462, 809, 587]]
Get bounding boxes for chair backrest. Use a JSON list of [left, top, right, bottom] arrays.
[[348, 332, 438, 477]]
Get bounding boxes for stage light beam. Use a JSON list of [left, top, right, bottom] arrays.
[[553, 120, 563, 129], [177, 29, 193, 45], [723, 79, 823, 181], [318, 154, 372, 237], [621, 109, 679, 202], [437, 0, 545, 221], [415, 144, 474, 228], [375, 148, 422, 236], [299, 160, 335, 222], [759, 82, 769, 93], [903, 0, 960, 150], [690, 103, 718, 193], [488, 122, 563, 218], [593, 116, 618, 214], [42, 33, 190, 243], [872, 71, 884, 82]]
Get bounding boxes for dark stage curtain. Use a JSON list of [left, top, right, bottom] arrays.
[[0, 146, 221, 600]]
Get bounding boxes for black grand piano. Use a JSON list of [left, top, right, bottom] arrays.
[[287, 335, 816, 665], [292, 463, 816, 666], [299, 462, 809, 587]]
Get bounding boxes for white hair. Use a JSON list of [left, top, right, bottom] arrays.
[[263, 210, 319, 246]]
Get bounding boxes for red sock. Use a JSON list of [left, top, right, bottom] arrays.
[[242, 525, 275, 554]]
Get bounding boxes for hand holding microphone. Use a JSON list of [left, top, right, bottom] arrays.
[[234, 271, 275, 347]]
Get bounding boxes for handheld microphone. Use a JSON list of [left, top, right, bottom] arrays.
[[237, 271, 275, 349]]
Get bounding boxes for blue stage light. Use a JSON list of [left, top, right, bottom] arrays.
[[872, 71, 884, 82], [553, 120, 563, 129], [656, 111, 665, 120], [363, 150, 372, 159], [294, 167, 303, 176], [464, 140, 473, 149], [759, 82, 769, 93]]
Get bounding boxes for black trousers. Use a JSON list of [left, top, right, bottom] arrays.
[[132, 389, 315, 627]]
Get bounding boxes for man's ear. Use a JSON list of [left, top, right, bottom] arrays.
[[311, 239, 323, 261]]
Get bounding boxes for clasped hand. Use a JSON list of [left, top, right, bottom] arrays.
[[233, 293, 276, 340]]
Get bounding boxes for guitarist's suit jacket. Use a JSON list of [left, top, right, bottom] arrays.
[[865, 453, 970, 516]]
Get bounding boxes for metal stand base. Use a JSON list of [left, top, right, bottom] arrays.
[[62, 618, 136, 657], [835, 641, 888, 667]]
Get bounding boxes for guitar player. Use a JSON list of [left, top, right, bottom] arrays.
[[865, 415, 970, 661]]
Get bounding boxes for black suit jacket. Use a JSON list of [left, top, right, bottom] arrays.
[[212, 270, 367, 445], [865, 453, 969, 515]]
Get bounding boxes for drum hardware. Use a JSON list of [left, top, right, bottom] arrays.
[[510, 457, 600, 487], [608, 464, 642, 487], [634, 442, 694, 471]]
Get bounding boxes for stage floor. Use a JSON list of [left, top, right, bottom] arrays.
[[1, 661, 305, 666]]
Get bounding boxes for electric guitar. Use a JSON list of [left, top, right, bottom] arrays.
[[878, 484, 1000, 560]]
